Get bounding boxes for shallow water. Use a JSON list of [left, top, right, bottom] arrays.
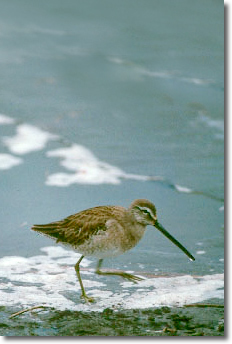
[[0, 0, 224, 336]]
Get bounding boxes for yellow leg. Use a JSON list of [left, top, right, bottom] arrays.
[[75, 255, 94, 303], [95, 259, 143, 283]]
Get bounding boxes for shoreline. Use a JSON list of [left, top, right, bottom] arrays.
[[1, 303, 224, 337]]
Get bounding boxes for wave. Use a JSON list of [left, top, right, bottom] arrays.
[[2, 123, 58, 155], [0, 153, 23, 170], [0, 246, 223, 312], [45, 144, 164, 186], [0, 114, 15, 125], [108, 56, 215, 87], [0, 115, 223, 202]]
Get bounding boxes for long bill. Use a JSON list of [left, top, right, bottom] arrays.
[[154, 221, 195, 261]]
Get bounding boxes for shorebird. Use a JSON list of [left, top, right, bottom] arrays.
[[32, 199, 195, 302]]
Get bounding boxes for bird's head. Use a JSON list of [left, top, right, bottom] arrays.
[[129, 199, 157, 226], [129, 199, 195, 261]]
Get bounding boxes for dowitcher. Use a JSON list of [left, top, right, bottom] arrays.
[[32, 199, 195, 302]]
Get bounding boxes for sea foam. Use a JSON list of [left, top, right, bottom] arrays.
[[45, 144, 162, 186], [2, 124, 58, 155], [0, 114, 15, 125], [0, 153, 23, 170], [0, 246, 224, 312]]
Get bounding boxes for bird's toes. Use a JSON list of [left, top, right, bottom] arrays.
[[121, 272, 143, 283], [80, 294, 95, 303], [132, 275, 144, 282]]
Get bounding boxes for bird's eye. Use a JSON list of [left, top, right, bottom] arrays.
[[141, 209, 153, 217], [141, 208, 156, 220], [135, 206, 154, 218], [142, 209, 149, 214]]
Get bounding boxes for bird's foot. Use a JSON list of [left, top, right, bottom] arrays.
[[119, 272, 144, 283], [80, 294, 95, 303], [96, 268, 143, 284]]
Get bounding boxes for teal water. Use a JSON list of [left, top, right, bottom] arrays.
[[0, 0, 224, 312]]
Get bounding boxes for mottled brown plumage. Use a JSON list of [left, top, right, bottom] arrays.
[[32, 204, 145, 257], [33, 206, 123, 247], [32, 199, 195, 302]]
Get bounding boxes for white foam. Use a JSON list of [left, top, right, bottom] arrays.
[[199, 113, 224, 131], [139, 69, 173, 79], [2, 124, 58, 155], [140, 69, 212, 86], [181, 77, 213, 85], [174, 184, 193, 193], [0, 118, 207, 193], [120, 274, 223, 309], [0, 118, 165, 185], [0, 153, 23, 170], [46, 144, 161, 186], [0, 114, 15, 125], [108, 56, 214, 86], [197, 112, 224, 137], [46, 144, 123, 185], [108, 57, 126, 65], [0, 246, 224, 312], [123, 173, 164, 182]]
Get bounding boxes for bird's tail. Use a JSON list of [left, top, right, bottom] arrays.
[[31, 222, 63, 242]]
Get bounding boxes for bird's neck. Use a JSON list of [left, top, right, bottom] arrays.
[[124, 211, 147, 241]]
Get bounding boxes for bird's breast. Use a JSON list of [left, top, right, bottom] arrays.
[[75, 218, 146, 259]]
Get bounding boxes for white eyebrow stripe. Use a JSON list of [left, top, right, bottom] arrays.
[[138, 207, 156, 220]]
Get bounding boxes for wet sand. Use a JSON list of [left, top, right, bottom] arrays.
[[1, 304, 224, 337]]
